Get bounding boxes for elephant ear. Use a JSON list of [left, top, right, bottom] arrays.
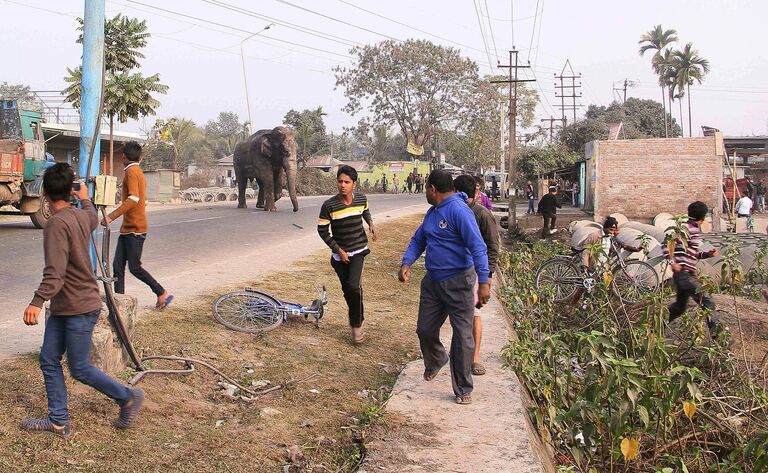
[[260, 135, 272, 157]]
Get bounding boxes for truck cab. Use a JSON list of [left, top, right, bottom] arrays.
[[0, 100, 51, 228]]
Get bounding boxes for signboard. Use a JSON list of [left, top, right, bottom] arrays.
[[406, 141, 424, 156], [389, 162, 405, 172]]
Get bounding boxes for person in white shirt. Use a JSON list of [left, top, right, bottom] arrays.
[[735, 195, 753, 217]]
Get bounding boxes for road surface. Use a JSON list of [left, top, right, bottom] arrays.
[[0, 193, 428, 358]]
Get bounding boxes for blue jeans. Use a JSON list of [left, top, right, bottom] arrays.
[[40, 310, 132, 425], [527, 198, 535, 213]]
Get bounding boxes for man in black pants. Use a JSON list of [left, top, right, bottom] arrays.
[[102, 142, 172, 309], [537, 185, 561, 239], [318, 165, 377, 344]]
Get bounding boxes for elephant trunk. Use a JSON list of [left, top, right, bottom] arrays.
[[286, 157, 299, 212]]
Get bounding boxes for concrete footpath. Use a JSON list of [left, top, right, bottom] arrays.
[[363, 297, 544, 472]]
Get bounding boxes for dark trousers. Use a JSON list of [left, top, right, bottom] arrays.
[[416, 270, 476, 397], [527, 198, 535, 214], [40, 310, 132, 425], [541, 213, 556, 238], [668, 271, 716, 324], [331, 250, 368, 328], [114, 233, 165, 296]]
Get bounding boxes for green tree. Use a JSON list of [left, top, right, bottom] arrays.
[[351, 123, 406, 165], [560, 98, 681, 153], [63, 14, 167, 173], [516, 144, 580, 184], [670, 43, 710, 137], [142, 117, 212, 171], [283, 107, 327, 164], [204, 111, 248, 158], [335, 39, 489, 150], [638, 25, 678, 138], [0, 82, 42, 111]]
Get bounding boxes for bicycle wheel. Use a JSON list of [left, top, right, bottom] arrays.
[[535, 258, 582, 302], [611, 260, 659, 304], [212, 291, 282, 334]]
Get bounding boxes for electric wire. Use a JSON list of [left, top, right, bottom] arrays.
[[273, 0, 400, 41], [482, 0, 500, 62], [527, 0, 540, 63], [473, 0, 495, 72]]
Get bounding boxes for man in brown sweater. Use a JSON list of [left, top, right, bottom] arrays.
[[102, 141, 171, 309], [22, 163, 143, 436]]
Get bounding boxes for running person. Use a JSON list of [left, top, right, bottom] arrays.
[[318, 165, 377, 344]]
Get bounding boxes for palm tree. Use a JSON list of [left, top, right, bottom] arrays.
[[638, 25, 678, 137], [65, 14, 162, 174], [671, 43, 710, 137]]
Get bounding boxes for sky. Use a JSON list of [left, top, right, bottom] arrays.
[[3, 0, 768, 138]]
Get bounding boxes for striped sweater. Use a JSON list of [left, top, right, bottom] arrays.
[[317, 193, 372, 254], [662, 219, 712, 272]]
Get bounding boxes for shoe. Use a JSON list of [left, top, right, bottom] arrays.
[[156, 294, 174, 310], [549, 229, 558, 234], [115, 388, 144, 429], [21, 419, 71, 437]]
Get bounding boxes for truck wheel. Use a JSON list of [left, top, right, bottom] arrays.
[[30, 196, 51, 229]]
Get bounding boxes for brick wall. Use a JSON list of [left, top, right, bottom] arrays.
[[591, 137, 723, 223]]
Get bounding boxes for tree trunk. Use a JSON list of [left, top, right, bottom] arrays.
[[687, 83, 693, 137], [109, 115, 114, 176], [679, 97, 683, 137], [661, 85, 668, 138]]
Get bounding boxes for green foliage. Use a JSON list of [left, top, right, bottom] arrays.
[[560, 98, 682, 153], [0, 82, 42, 111], [283, 107, 328, 163], [76, 14, 148, 74], [516, 144, 580, 182], [142, 117, 211, 171], [351, 123, 406, 165], [204, 112, 249, 159], [335, 39, 490, 149], [499, 243, 767, 472]]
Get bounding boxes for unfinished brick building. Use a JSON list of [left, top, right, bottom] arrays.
[[582, 135, 724, 226]]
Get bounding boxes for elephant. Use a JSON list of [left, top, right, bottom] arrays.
[[233, 126, 299, 212]]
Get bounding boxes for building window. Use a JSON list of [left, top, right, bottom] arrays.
[[227, 170, 232, 177]]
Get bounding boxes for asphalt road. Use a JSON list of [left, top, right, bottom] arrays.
[[0, 193, 428, 358]]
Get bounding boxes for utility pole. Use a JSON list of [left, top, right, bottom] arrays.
[[612, 79, 638, 103], [554, 60, 582, 126], [492, 49, 535, 234], [539, 116, 564, 141], [499, 103, 505, 178]]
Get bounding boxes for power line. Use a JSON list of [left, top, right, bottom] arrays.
[[527, 0, 540, 63], [533, 0, 544, 68], [272, 0, 401, 41], [509, 0, 514, 46], [333, 0, 488, 56], [473, 0, 495, 72], [482, 0, 500, 63], [197, 0, 361, 48], [123, 1, 352, 59]]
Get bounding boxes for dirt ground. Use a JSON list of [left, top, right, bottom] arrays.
[[0, 216, 426, 472], [713, 293, 768, 386]]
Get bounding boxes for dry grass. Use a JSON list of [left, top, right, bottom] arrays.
[[0, 216, 426, 472]]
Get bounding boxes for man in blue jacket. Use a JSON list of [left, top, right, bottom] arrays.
[[398, 170, 490, 405]]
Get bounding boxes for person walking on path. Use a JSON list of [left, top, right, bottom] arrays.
[[392, 174, 399, 194], [406, 173, 414, 194], [22, 163, 144, 437], [490, 176, 499, 201], [735, 193, 753, 218], [537, 185, 561, 239], [756, 180, 765, 212], [318, 165, 377, 344], [572, 181, 580, 207], [102, 142, 172, 310], [381, 174, 388, 194], [663, 201, 721, 332], [398, 170, 490, 405], [454, 175, 499, 377], [526, 180, 536, 214]]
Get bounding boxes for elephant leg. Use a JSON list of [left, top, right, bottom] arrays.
[[263, 176, 277, 212], [236, 168, 247, 208], [256, 178, 265, 208]]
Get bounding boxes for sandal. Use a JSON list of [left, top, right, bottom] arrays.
[[352, 330, 366, 345], [471, 362, 486, 376], [156, 294, 174, 310], [423, 360, 448, 381], [455, 394, 472, 405]]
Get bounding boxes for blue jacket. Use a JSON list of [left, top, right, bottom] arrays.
[[402, 193, 489, 283]]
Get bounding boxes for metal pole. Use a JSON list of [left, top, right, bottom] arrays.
[[79, 0, 105, 270], [240, 24, 273, 134], [508, 50, 517, 231], [499, 102, 504, 178]]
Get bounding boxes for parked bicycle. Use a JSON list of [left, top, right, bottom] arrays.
[[213, 287, 327, 334], [535, 237, 659, 304]]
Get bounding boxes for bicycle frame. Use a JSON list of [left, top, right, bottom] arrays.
[[244, 286, 327, 324]]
